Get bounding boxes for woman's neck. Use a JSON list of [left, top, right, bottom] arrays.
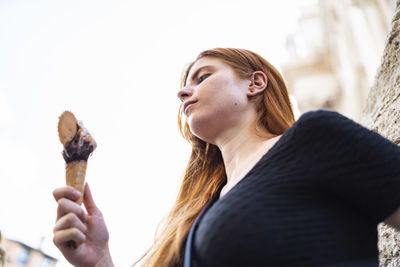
[[216, 121, 281, 198]]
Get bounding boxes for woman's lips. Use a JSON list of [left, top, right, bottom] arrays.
[[184, 100, 197, 114]]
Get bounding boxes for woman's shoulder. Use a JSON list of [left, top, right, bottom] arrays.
[[283, 109, 387, 152], [290, 109, 398, 154], [293, 109, 366, 137], [296, 109, 352, 127]]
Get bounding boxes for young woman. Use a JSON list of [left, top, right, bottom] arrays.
[[53, 48, 400, 267]]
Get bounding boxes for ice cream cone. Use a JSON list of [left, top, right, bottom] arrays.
[[66, 161, 87, 204], [58, 111, 96, 205]]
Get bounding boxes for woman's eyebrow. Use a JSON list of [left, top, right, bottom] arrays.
[[188, 65, 215, 83]]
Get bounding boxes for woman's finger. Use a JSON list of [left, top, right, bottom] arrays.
[[53, 228, 86, 249], [56, 198, 87, 222], [54, 212, 88, 234], [53, 186, 81, 202], [83, 183, 102, 216]]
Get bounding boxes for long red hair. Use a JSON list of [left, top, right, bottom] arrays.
[[137, 48, 295, 266]]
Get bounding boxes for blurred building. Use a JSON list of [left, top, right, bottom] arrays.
[[0, 236, 56, 267], [281, 0, 396, 121], [0, 233, 5, 267]]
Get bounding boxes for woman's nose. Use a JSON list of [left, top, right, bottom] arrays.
[[177, 86, 193, 102]]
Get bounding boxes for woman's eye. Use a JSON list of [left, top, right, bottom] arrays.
[[198, 73, 210, 83]]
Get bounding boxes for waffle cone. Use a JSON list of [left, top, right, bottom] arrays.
[[66, 161, 87, 204]]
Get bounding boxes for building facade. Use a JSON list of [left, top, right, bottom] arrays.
[[0, 233, 5, 267], [281, 0, 396, 121], [0, 236, 56, 267]]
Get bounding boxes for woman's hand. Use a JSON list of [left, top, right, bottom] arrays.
[[53, 183, 114, 267]]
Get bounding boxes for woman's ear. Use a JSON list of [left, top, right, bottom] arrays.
[[247, 71, 268, 97]]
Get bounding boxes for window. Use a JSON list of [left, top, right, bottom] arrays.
[[16, 247, 30, 265], [40, 257, 53, 267]]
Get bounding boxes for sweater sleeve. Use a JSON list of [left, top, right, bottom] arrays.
[[296, 109, 400, 225]]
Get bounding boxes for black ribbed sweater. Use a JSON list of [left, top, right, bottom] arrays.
[[184, 110, 400, 267]]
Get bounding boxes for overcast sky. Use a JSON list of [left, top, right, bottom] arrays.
[[0, 1, 313, 266]]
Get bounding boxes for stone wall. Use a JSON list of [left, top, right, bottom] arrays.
[[361, 0, 400, 266]]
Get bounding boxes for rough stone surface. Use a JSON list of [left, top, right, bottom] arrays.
[[361, 1, 400, 266]]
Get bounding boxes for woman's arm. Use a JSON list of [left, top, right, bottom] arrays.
[[296, 110, 400, 225]]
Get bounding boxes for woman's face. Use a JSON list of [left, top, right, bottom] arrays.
[[177, 57, 253, 143]]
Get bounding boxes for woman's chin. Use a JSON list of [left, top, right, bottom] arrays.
[[188, 118, 218, 144]]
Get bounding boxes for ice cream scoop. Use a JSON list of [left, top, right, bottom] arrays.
[[58, 111, 96, 204]]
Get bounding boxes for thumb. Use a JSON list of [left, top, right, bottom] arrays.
[[83, 183, 102, 216]]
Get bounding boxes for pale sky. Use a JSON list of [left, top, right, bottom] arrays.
[[0, 1, 313, 266]]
